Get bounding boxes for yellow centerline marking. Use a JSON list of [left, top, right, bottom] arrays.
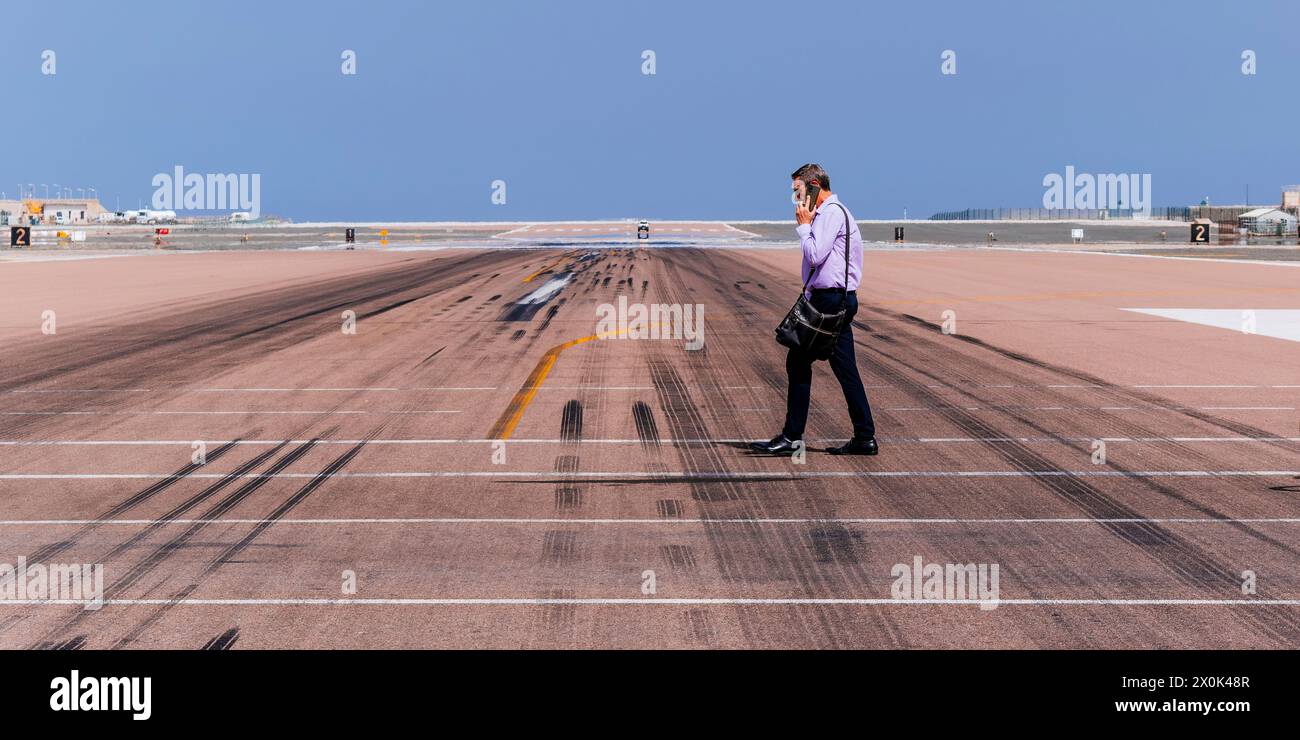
[[488, 326, 658, 440]]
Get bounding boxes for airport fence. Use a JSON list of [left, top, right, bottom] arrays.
[[928, 207, 1194, 221]]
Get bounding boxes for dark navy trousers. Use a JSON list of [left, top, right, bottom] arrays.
[[781, 289, 876, 441]]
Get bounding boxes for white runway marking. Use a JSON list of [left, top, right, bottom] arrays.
[[0, 470, 1294, 480], [0, 410, 461, 416], [6, 386, 496, 394], [0, 436, 1295, 446], [5, 598, 1300, 607], [4, 516, 1300, 526], [1123, 308, 1300, 343]]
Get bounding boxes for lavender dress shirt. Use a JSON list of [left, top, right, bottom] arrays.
[[795, 193, 862, 296]]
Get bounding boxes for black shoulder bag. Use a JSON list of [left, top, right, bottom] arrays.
[[774, 203, 851, 360]]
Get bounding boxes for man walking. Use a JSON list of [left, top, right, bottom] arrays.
[[750, 163, 879, 456]]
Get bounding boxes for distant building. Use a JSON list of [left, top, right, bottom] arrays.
[[1283, 186, 1300, 210], [0, 198, 105, 226], [1238, 207, 1298, 234]]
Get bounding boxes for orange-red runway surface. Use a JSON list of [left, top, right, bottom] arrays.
[[0, 239, 1297, 648]]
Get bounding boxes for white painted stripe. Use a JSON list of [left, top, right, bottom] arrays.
[[197, 387, 401, 392], [4, 598, 1300, 607], [0, 410, 461, 416], [0, 470, 1294, 481], [7, 386, 496, 394], [531, 385, 654, 390], [4, 516, 1300, 526], [1133, 384, 1258, 389], [2, 431, 1289, 444], [1124, 308, 1300, 343], [883, 406, 1295, 412], [0, 436, 1294, 447]]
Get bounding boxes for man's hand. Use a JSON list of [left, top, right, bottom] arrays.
[[795, 198, 815, 226]]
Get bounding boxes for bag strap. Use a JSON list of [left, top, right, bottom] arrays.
[[831, 202, 851, 295], [801, 201, 852, 293]]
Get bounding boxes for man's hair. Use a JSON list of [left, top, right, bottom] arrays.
[[791, 163, 830, 191]]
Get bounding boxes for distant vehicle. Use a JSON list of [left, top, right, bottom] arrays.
[[637, 220, 650, 239], [230, 211, 253, 223], [130, 209, 176, 224]]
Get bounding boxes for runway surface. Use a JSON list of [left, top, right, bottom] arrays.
[[0, 234, 1297, 648]]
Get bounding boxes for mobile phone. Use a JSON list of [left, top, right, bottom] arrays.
[[803, 184, 821, 211]]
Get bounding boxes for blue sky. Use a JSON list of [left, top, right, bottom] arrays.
[[4, 0, 1297, 221]]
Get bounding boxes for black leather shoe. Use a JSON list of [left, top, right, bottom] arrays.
[[827, 437, 879, 456], [748, 434, 799, 456]]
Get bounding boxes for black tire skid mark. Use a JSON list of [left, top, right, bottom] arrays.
[[660, 250, 1048, 645], [0, 251, 519, 440], [23, 439, 244, 565], [560, 400, 583, 443], [202, 627, 240, 650], [652, 249, 922, 648], [34, 635, 87, 651], [864, 309, 1300, 554], [699, 249, 1295, 537], [853, 311, 1300, 643], [649, 251, 837, 646], [30, 438, 323, 647], [0, 250, 509, 394], [632, 401, 660, 449], [875, 312, 1300, 565], [893, 311, 1297, 457], [111, 439, 321, 595], [703, 253, 1266, 646], [100, 442, 294, 562], [648, 351, 876, 649], [111, 435, 375, 648], [417, 346, 447, 367]]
